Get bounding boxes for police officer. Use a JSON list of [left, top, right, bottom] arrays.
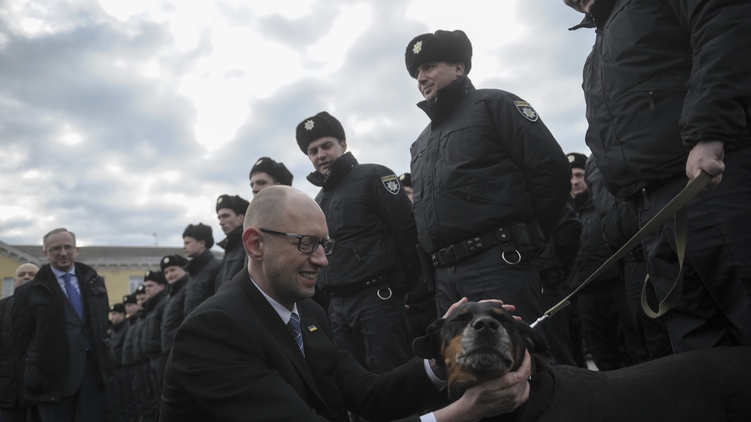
[[403, 30, 571, 330], [125, 285, 151, 422], [140, 271, 168, 422], [119, 294, 139, 422], [249, 156, 294, 196], [296, 112, 421, 374], [214, 195, 250, 292], [160, 254, 190, 356], [182, 223, 221, 315], [107, 303, 128, 422]]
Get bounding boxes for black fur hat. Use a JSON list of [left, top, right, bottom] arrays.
[[216, 194, 250, 215], [296, 111, 346, 154], [405, 30, 472, 78], [160, 254, 189, 271], [143, 270, 166, 285], [110, 303, 125, 313], [398, 173, 412, 188], [123, 294, 137, 304], [250, 157, 294, 186], [182, 223, 214, 249], [567, 153, 588, 170]]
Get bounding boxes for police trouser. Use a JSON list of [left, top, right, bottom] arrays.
[[434, 245, 553, 363], [635, 146, 751, 352], [328, 284, 411, 374], [148, 354, 168, 406], [106, 366, 133, 422], [622, 258, 672, 360], [539, 270, 576, 366], [131, 361, 155, 422]]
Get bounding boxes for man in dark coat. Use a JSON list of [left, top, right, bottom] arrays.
[[0, 263, 39, 422], [564, 0, 751, 351], [160, 186, 531, 422], [214, 194, 250, 293], [11, 228, 112, 422], [160, 254, 190, 356], [140, 271, 168, 422], [296, 111, 421, 373], [106, 303, 128, 422], [127, 285, 151, 422], [119, 294, 140, 422], [182, 223, 221, 316], [403, 30, 571, 343]]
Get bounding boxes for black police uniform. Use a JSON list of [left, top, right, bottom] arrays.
[[575, 0, 751, 351], [107, 316, 129, 422], [161, 273, 189, 354], [183, 249, 221, 316], [308, 151, 420, 373], [214, 226, 245, 293], [141, 289, 169, 416], [410, 75, 571, 325]]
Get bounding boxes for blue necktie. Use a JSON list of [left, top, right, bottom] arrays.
[[62, 273, 84, 320], [287, 313, 305, 357]]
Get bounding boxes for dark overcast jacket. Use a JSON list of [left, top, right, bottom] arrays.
[[162, 273, 189, 355], [579, 0, 751, 200], [215, 226, 245, 293], [410, 76, 570, 253], [307, 152, 420, 292], [109, 318, 129, 368], [122, 313, 141, 366], [140, 288, 169, 360], [184, 249, 221, 316]]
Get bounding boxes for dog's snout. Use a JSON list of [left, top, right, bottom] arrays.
[[472, 317, 500, 332]]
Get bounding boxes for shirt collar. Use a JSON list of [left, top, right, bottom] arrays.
[[250, 276, 299, 325]]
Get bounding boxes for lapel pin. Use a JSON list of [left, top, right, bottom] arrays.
[[307, 325, 317, 332]]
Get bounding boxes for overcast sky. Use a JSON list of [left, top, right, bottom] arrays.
[[0, 0, 595, 248]]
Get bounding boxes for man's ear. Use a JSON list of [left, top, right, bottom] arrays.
[[412, 318, 445, 359], [242, 227, 263, 261], [515, 321, 549, 354], [339, 139, 347, 153]]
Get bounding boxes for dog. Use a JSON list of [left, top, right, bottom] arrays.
[[413, 301, 751, 421]]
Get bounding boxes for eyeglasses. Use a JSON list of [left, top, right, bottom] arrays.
[[46, 244, 75, 254], [258, 229, 336, 256]]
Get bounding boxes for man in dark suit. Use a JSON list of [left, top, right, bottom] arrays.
[[11, 228, 112, 422], [160, 186, 531, 422]]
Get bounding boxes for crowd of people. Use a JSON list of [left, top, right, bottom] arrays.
[[1, 1, 750, 420]]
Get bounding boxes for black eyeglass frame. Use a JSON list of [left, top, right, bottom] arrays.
[[258, 229, 336, 256]]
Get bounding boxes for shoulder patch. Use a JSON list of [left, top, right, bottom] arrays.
[[514, 101, 539, 122], [381, 174, 400, 195]]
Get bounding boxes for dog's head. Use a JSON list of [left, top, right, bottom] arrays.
[[413, 301, 546, 398]]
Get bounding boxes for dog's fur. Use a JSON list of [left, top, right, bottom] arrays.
[[414, 302, 751, 422]]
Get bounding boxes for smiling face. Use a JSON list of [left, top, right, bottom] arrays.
[[307, 136, 346, 176], [416, 61, 465, 104]]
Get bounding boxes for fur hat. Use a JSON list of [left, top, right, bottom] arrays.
[[143, 270, 166, 285], [216, 194, 250, 215], [405, 30, 472, 78], [134, 284, 147, 296], [110, 303, 125, 313], [250, 157, 294, 186], [182, 223, 214, 249], [160, 254, 189, 272], [295, 111, 346, 154], [567, 153, 588, 170], [398, 173, 412, 188], [122, 294, 137, 305]]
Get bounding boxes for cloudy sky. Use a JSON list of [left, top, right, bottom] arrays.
[[0, 0, 595, 248]]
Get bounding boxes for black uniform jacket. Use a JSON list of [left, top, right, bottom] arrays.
[[580, 0, 751, 199], [140, 288, 169, 360], [307, 152, 420, 291], [160, 269, 446, 422], [10, 263, 113, 401], [109, 318, 129, 367], [410, 76, 571, 253], [183, 249, 221, 316], [214, 226, 245, 293], [0, 294, 31, 408], [161, 274, 189, 355]]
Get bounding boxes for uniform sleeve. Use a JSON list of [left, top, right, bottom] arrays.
[[487, 95, 572, 238], [370, 167, 422, 286], [668, 0, 751, 145]]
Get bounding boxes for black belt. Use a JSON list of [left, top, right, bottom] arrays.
[[431, 222, 543, 269], [325, 272, 392, 297]]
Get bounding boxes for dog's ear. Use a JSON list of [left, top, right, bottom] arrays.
[[515, 321, 549, 354], [412, 318, 445, 359]]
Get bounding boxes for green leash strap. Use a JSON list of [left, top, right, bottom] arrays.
[[530, 171, 712, 328]]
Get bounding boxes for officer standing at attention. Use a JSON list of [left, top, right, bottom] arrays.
[[296, 112, 421, 374], [403, 30, 571, 328], [214, 194, 250, 292]]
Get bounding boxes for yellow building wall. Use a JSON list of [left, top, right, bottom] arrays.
[[0, 254, 27, 298]]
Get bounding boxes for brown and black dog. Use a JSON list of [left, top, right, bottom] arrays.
[[413, 301, 751, 422]]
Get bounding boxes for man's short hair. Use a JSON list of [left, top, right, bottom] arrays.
[[216, 194, 250, 215], [250, 157, 294, 186], [183, 223, 214, 249], [42, 228, 76, 249], [295, 111, 346, 154], [405, 29, 473, 78]]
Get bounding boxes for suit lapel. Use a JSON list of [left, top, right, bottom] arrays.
[[236, 271, 328, 409]]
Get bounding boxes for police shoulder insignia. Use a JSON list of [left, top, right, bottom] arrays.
[[381, 174, 400, 195], [514, 101, 539, 122]]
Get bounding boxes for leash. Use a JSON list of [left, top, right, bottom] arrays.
[[530, 171, 713, 328]]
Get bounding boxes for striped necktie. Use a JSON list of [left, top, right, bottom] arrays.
[[287, 313, 305, 357], [62, 273, 84, 320]]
